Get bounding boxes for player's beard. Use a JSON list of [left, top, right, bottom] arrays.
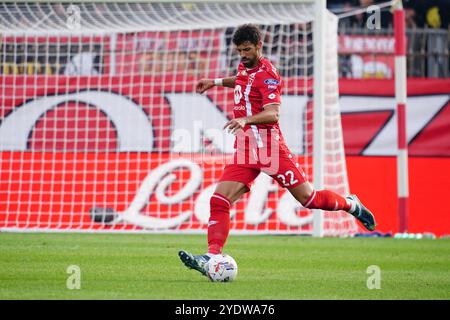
[[241, 55, 258, 69]]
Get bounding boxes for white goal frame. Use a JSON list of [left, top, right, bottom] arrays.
[[0, 0, 352, 237]]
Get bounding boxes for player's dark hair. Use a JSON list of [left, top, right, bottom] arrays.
[[232, 24, 262, 46]]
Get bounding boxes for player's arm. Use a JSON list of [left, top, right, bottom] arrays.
[[196, 77, 236, 93], [220, 77, 236, 88], [223, 104, 280, 134], [245, 103, 280, 125]]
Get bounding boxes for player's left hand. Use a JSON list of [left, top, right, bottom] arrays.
[[223, 117, 247, 135]]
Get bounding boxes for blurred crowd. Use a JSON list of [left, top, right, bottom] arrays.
[[2, 1, 448, 78], [328, 0, 450, 29]]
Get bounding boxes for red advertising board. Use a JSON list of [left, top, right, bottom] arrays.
[[112, 30, 225, 77], [338, 35, 400, 79], [0, 75, 449, 235]]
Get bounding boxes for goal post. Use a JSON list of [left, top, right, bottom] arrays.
[[0, 0, 358, 236], [312, 0, 327, 237]]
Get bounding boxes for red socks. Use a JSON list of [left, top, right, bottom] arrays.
[[303, 190, 352, 212], [207, 190, 350, 254], [207, 193, 231, 255]]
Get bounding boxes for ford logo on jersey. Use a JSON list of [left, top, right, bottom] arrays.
[[264, 79, 279, 85]]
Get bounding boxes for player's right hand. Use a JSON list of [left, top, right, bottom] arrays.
[[196, 79, 215, 94]]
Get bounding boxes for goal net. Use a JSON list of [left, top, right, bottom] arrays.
[[0, 1, 359, 236]]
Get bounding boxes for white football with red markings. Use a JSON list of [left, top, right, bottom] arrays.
[[206, 254, 238, 282]]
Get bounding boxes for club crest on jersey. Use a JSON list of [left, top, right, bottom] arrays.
[[264, 79, 279, 85]]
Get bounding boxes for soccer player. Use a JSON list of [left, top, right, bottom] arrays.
[[179, 24, 376, 277]]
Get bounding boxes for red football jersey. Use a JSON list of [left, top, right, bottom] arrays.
[[233, 57, 286, 152]]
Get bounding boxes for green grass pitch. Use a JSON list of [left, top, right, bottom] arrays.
[[0, 233, 449, 300]]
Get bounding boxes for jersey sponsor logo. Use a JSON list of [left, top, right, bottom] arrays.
[[234, 105, 246, 111], [267, 85, 278, 90], [264, 79, 279, 85]]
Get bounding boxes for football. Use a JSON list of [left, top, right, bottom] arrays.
[[206, 254, 238, 282]]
